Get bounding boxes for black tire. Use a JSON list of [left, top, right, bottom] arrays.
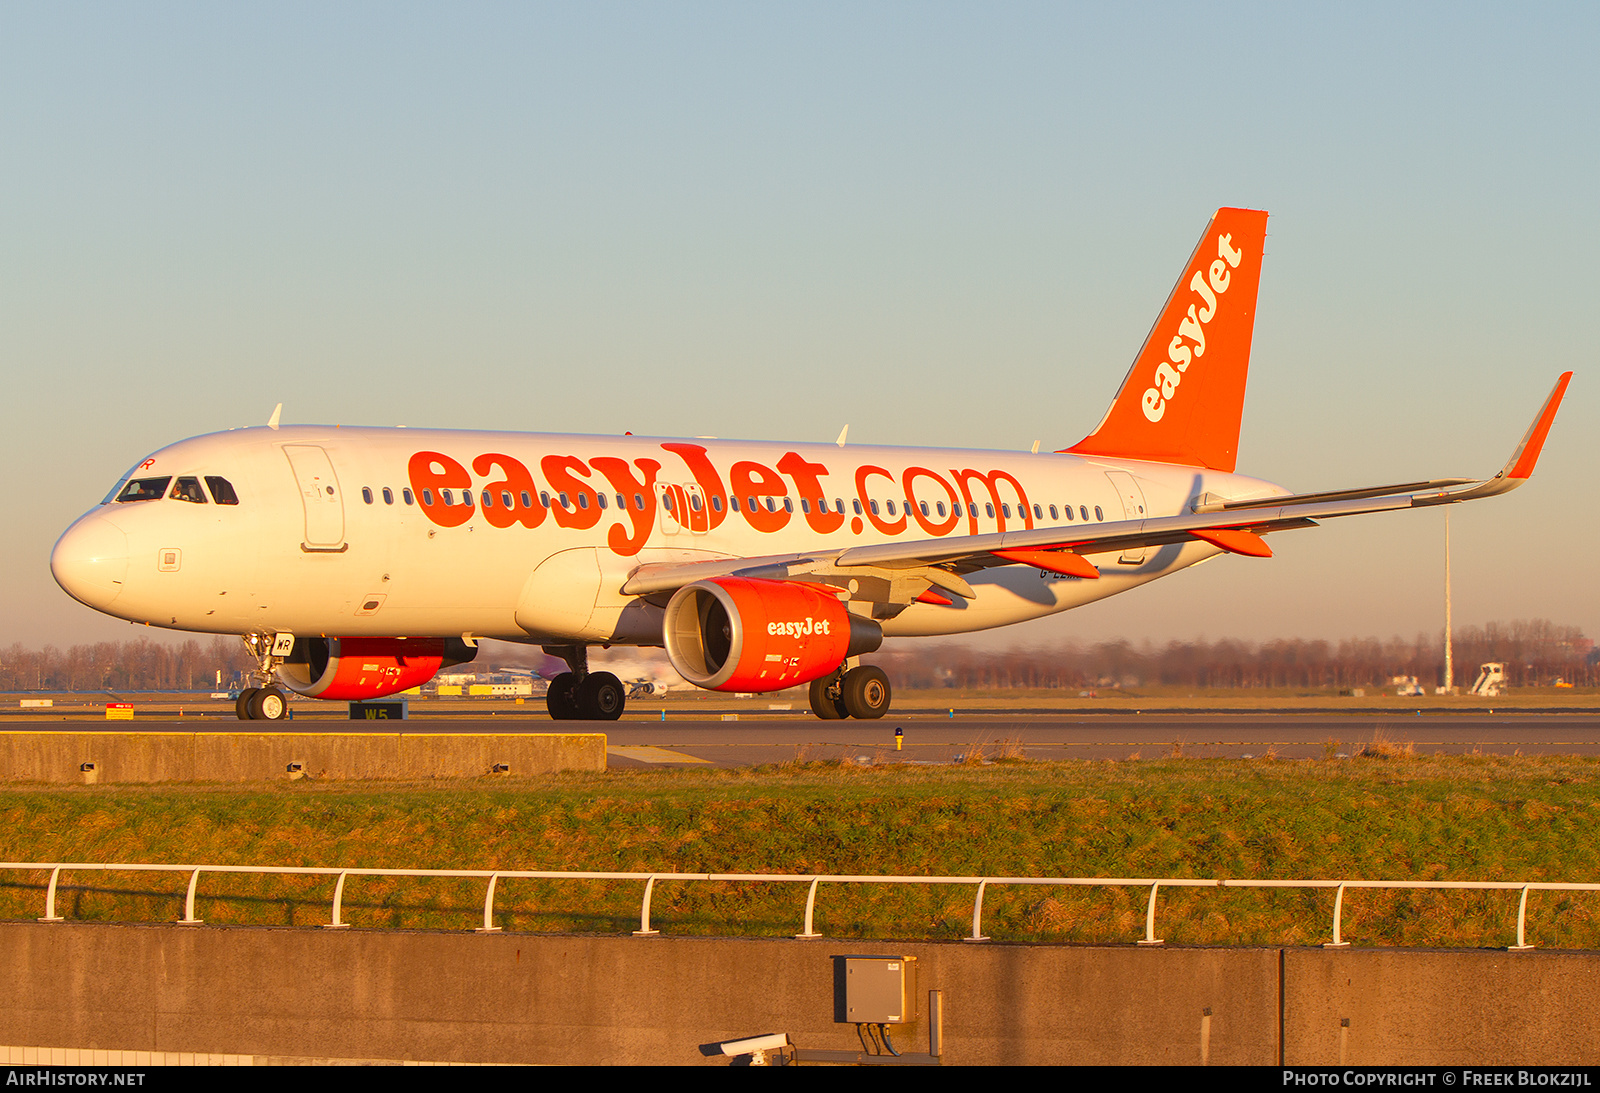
[[249, 686, 289, 721], [809, 675, 847, 719], [841, 666, 892, 719], [236, 688, 259, 720], [578, 672, 626, 721], [545, 673, 580, 720]]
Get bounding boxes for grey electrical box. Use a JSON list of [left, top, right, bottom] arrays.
[[833, 955, 917, 1024]]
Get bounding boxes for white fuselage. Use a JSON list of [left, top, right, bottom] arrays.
[[52, 425, 1288, 646]]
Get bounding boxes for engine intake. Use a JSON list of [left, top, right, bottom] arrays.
[[663, 578, 881, 693], [276, 636, 477, 700]]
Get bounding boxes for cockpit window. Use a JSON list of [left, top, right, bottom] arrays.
[[116, 477, 171, 503], [170, 477, 208, 504], [205, 476, 239, 505]]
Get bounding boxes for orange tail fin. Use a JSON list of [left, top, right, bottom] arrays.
[[1065, 207, 1269, 473]]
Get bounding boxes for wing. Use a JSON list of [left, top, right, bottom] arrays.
[[621, 373, 1572, 604]]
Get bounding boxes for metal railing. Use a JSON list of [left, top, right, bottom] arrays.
[[2, 861, 1596, 950]]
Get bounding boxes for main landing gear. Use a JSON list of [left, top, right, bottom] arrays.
[[544, 645, 625, 721], [236, 632, 292, 721], [809, 665, 892, 720]]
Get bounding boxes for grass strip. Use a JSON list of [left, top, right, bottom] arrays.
[[2, 753, 1598, 948]]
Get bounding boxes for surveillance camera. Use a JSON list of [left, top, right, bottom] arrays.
[[702, 1032, 793, 1065]]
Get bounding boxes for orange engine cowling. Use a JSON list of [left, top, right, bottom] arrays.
[[275, 636, 477, 700], [663, 577, 882, 693]]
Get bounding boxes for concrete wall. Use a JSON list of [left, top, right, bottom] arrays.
[[1284, 948, 1600, 1066], [0, 731, 605, 783], [3, 922, 1597, 1065]]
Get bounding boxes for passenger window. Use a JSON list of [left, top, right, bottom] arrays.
[[710, 495, 722, 512], [663, 492, 675, 513], [748, 496, 758, 512], [481, 490, 493, 508], [920, 501, 929, 517], [502, 491, 513, 508], [1094, 506, 1103, 521], [1033, 504, 1042, 519], [783, 497, 793, 513], [615, 493, 625, 510], [362, 487, 374, 505], [205, 477, 240, 505], [382, 487, 394, 505], [1079, 506, 1088, 521], [520, 491, 531, 508], [1049, 505, 1058, 520], [729, 496, 739, 512], [539, 491, 550, 508], [870, 500, 879, 515], [421, 489, 434, 506], [834, 498, 844, 514], [441, 489, 454, 506], [853, 499, 863, 516], [462, 490, 473, 508], [1002, 503, 1012, 519], [170, 477, 208, 504], [117, 477, 170, 503], [636, 493, 646, 511], [936, 502, 946, 517], [690, 494, 702, 512], [886, 500, 896, 516], [985, 503, 995, 518], [403, 488, 414, 505], [1065, 505, 1074, 521], [592, 493, 603, 510]]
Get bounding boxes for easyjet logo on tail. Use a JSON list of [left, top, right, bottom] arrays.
[[1141, 232, 1245, 423], [1064, 206, 1267, 474]]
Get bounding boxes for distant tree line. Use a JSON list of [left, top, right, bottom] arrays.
[[0, 637, 253, 693], [871, 619, 1596, 691], [0, 619, 1592, 693]]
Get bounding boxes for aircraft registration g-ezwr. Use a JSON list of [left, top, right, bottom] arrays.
[[51, 208, 1571, 722]]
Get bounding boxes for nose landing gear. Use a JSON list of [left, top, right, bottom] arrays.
[[236, 632, 293, 721]]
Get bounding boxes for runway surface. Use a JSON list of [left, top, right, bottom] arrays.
[[16, 713, 1600, 768]]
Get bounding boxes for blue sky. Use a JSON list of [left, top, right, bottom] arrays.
[[4, 3, 1595, 649]]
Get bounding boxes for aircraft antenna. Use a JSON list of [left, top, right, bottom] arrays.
[[836, 424, 849, 447], [267, 403, 282, 430]]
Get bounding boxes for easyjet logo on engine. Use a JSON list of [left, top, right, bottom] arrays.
[[768, 618, 833, 638], [1141, 232, 1245, 423]]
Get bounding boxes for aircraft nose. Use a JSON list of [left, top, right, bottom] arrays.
[[51, 514, 129, 610]]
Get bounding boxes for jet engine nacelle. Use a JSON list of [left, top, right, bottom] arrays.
[[276, 636, 477, 700], [663, 577, 882, 693]]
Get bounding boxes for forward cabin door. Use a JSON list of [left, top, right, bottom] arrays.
[[283, 445, 347, 552]]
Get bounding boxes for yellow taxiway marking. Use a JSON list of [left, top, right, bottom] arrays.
[[606, 745, 711, 765]]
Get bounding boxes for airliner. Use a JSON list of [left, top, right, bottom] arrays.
[[50, 208, 1571, 722]]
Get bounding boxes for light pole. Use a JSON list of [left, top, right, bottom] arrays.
[[1444, 509, 1454, 695]]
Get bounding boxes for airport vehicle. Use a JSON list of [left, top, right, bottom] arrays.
[[50, 208, 1571, 722], [1470, 662, 1507, 698]]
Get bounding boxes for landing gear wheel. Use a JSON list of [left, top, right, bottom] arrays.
[[546, 673, 580, 720], [809, 675, 848, 719], [578, 672, 626, 721], [841, 666, 891, 720], [236, 688, 260, 721], [248, 686, 289, 721]]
